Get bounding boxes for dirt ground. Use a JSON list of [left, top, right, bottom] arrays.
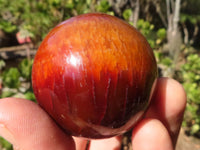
[[176, 128, 200, 150]]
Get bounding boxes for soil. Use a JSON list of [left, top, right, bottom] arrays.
[[176, 128, 200, 150]]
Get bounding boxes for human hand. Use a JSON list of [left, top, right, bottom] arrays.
[[0, 78, 186, 150]]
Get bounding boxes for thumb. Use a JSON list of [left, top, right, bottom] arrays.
[[0, 98, 75, 150]]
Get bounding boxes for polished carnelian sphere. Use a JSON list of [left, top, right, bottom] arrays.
[[32, 13, 157, 139]]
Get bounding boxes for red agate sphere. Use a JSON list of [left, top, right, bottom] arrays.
[[32, 13, 157, 139]]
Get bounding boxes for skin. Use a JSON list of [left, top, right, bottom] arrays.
[[0, 77, 186, 150]]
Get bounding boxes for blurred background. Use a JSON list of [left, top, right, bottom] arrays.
[[0, 0, 200, 149]]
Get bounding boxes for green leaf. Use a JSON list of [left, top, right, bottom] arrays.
[[122, 9, 132, 21], [0, 21, 17, 33], [0, 91, 16, 98], [96, 0, 111, 13], [191, 124, 200, 135], [0, 60, 6, 70], [0, 137, 13, 150], [2, 68, 20, 88], [161, 57, 172, 66], [24, 91, 36, 101], [156, 28, 166, 40], [18, 58, 33, 80]]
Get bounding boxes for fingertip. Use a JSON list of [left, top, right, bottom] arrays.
[[132, 118, 173, 150], [164, 78, 187, 116], [89, 136, 122, 150], [146, 77, 187, 146], [0, 98, 75, 150], [150, 77, 187, 117]]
